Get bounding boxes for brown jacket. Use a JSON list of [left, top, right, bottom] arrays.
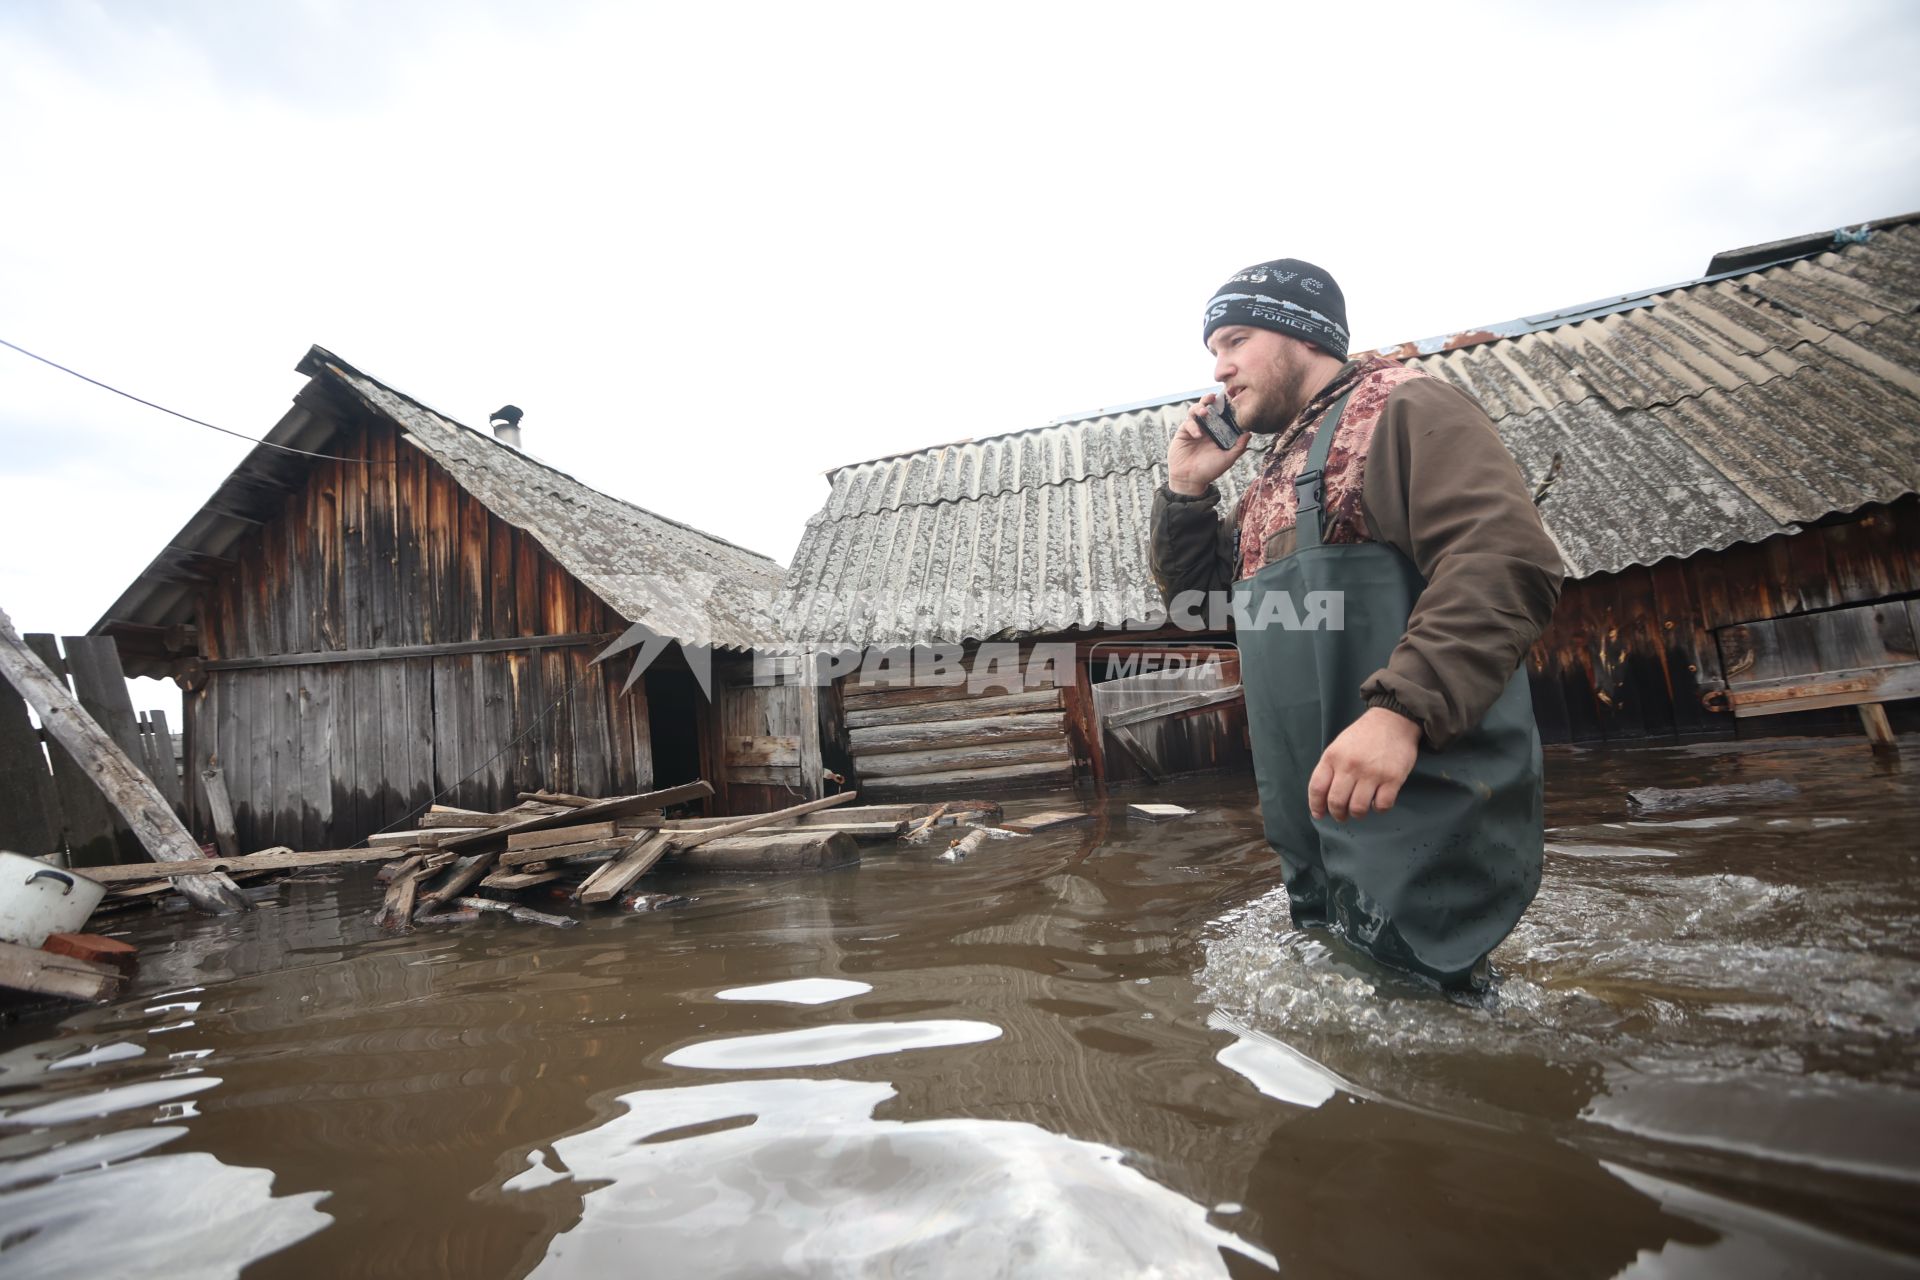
[[1150, 363, 1564, 749]]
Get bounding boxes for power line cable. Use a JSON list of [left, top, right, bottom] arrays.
[[0, 336, 395, 465]]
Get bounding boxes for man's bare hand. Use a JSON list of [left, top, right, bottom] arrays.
[[1167, 394, 1250, 496], [1309, 707, 1421, 821]]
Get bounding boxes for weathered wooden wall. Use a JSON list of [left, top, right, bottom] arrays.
[[183, 416, 656, 850], [710, 655, 825, 815], [1527, 497, 1920, 743], [1086, 644, 1249, 786], [837, 643, 1079, 798]]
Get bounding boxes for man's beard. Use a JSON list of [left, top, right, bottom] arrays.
[[1238, 353, 1313, 435]]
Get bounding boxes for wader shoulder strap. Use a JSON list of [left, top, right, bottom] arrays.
[[1292, 390, 1357, 551]]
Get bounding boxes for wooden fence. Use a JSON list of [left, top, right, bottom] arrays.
[[0, 633, 184, 866]]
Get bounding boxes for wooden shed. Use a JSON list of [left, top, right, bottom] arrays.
[[781, 214, 1920, 791], [94, 347, 823, 853]]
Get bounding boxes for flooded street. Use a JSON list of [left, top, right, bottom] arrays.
[[3, 735, 1917, 1279]]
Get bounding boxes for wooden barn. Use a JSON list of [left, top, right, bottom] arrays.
[[781, 213, 1920, 792], [93, 347, 823, 853]]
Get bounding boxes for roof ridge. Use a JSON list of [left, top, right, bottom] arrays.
[[820, 215, 1920, 475], [301, 346, 783, 566]]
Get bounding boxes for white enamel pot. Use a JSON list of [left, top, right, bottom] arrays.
[[0, 851, 106, 947]]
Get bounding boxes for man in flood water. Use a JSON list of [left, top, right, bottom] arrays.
[[1151, 260, 1564, 989]]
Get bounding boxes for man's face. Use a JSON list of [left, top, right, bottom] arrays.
[[1208, 325, 1312, 433]]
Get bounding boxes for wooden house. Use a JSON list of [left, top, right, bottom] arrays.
[[93, 347, 823, 853], [781, 213, 1920, 792]]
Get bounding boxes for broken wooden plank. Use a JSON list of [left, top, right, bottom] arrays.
[[667, 790, 861, 851], [442, 781, 715, 852], [77, 844, 369, 882], [0, 938, 123, 1002], [902, 802, 950, 841], [421, 808, 505, 828], [418, 854, 497, 909], [483, 866, 565, 891], [1129, 803, 1194, 821], [375, 869, 420, 931], [200, 764, 243, 859], [499, 839, 625, 869], [1101, 684, 1244, 730], [506, 821, 619, 851], [579, 794, 867, 906], [0, 607, 247, 914], [575, 831, 672, 905]]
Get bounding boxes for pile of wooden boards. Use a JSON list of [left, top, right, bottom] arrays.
[[53, 785, 1013, 946], [360, 785, 1007, 931]]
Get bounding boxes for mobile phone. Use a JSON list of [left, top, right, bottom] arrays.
[[1199, 392, 1241, 451]]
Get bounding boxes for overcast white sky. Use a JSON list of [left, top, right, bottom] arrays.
[[3, 0, 1918, 717]]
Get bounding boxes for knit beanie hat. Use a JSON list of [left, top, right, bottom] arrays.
[[1202, 259, 1351, 360]]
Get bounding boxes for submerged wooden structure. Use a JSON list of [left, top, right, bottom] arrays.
[[92, 348, 821, 853], [783, 214, 1920, 789]]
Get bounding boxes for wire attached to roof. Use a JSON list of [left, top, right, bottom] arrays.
[[0, 336, 395, 465]]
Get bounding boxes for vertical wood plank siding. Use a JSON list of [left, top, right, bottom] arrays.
[[190, 417, 653, 849]]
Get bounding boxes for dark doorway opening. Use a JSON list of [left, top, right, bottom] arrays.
[[645, 666, 706, 795]]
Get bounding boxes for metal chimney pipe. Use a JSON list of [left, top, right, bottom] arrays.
[[489, 404, 524, 450]]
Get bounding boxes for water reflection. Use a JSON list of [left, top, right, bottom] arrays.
[[715, 978, 874, 1005], [0, 1035, 330, 1279], [500, 1077, 1276, 1277], [0, 735, 1911, 1276], [663, 1020, 1002, 1069]]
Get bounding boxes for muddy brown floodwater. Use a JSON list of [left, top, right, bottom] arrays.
[[2, 734, 1917, 1279]]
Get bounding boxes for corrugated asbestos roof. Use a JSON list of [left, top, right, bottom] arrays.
[[783, 217, 1920, 649], [96, 347, 784, 664]]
